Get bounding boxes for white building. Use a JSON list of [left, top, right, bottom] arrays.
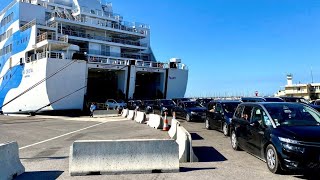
[[275, 74, 320, 100]]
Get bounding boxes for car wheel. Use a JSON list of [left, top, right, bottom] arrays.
[[231, 130, 240, 150], [186, 114, 191, 122], [205, 117, 211, 130], [223, 122, 229, 136], [266, 144, 281, 174]]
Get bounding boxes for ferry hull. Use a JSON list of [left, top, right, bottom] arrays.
[[2, 58, 87, 114]]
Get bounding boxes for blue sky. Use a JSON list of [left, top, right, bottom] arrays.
[[2, 0, 320, 97]]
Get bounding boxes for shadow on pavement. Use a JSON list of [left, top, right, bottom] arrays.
[[290, 171, 320, 180], [15, 171, 63, 180], [21, 156, 68, 161], [190, 133, 204, 140], [193, 146, 227, 162], [180, 167, 216, 172]]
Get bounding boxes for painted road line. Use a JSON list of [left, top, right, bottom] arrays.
[[19, 119, 126, 150]]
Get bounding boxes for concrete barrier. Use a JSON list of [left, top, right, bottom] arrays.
[[168, 118, 180, 140], [69, 139, 179, 176], [127, 110, 135, 120], [0, 142, 25, 180], [176, 126, 198, 163], [121, 109, 128, 118], [134, 111, 146, 124], [147, 114, 163, 129]]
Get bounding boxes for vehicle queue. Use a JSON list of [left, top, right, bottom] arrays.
[[112, 96, 320, 174]]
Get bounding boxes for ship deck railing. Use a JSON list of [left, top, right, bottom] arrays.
[[27, 52, 66, 62], [72, 6, 150, 29], [37, 32, 68, 43], [87, 57, 169, 69], [80, 49, 149, 61], [60, 29, 145, 47], [20, 19, 57, 32], [49, 12, 147, 36]]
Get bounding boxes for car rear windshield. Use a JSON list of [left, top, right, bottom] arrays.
[[264, 103, 320, 126], [144, 100, 154, 105], [264, 98, 284, 102], [160, 100, 175, 105], [222, 102, 240, 114], [185, 102, 203, 108]]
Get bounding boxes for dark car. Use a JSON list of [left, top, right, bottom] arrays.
[[174, 101, 206, 122], [311, 99, 320, 106], [205, 100, 240, 136], [241, 97, 284, 102], [141, 100, 155, 114], [196, 98, 213, 107], [172, 98, 191, 105], [230, 102, 320, 174], [127, 100, 142, 110], [153, 99, 176, 116], [280, 96, 320, 112]]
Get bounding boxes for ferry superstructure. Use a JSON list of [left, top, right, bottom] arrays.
[[0, 0, 188, 113]]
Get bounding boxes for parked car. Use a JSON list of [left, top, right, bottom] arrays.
[[153, 99, 176, 116], [141, 100, 155, 114], [205, 100, 241, 136], [280, 96, 320, 112], [279, 96, 309, 103], [241, 97, 284, 102], [196, 98, 213, 107], [172, 98, 191, 105], [127, 100, 142, 110], [174, 101, 206, 122], [116, 99, 127, 109], [230, 102, 320, 174], [310, 99, 320, 106], [105, 99, 121, 110]]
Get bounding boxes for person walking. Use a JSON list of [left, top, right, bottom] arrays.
[[90, 103, 96, 117]]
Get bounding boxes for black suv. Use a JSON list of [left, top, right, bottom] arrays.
[[173, 101, 206, 122], [153, 99, 176, 116], [241, 97, 284, 102], [196, 98, 213, 107], [141, 100, 155, 114], [205, 100, 240, 136], [127, 100, 142, 110], [230, 102, 320, 173], [172, 98, 191, 105]]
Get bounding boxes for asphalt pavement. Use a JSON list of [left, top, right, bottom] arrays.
[[0, 112, 319, 180]]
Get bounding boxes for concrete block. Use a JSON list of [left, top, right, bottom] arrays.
[[69, 139, 179, 176], [147, 114, 163, 129], [168, 118, 180, 140], [0, 142, 25, 180], [127, 110, 135, 120], [134, 111, 146, 123], [121, 109, 128, 117], [176, 126, 198, 163]]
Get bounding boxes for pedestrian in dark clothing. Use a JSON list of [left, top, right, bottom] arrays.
[[90, 103, 96, 117]]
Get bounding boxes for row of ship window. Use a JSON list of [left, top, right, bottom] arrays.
[[0, 28, 13, 42], [0, 44, 12, 56], [0, 36, 29, 57], [1, 12, 14, 27]]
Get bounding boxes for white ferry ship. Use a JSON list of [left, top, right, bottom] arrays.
[[0, 0, 188, 114]]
